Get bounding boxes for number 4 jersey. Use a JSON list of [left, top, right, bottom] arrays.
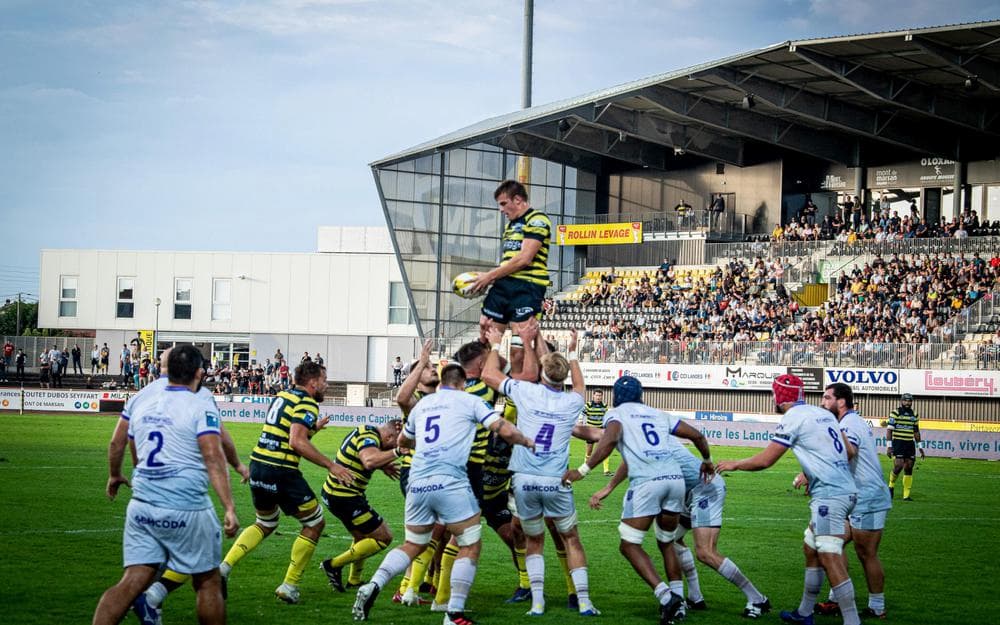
[[771, 402, 857, 499], [126, 383, 222, 510], [502, 378, 585, 478]]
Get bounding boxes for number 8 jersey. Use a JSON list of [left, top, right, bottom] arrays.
[[502, 379, 585, 477], [604, 401, 684, 483], [771, 402, 857, 499]]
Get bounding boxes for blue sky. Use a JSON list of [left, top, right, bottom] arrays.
[[1, 1, 997, 302]]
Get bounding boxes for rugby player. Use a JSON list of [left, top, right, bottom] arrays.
[[716, 374, 861, 625], [563, 376, 714, 625], [94, 345, 239, 625], [581, 389, 612, 475], [352, 362, 534, 625], [886, 393, 923, 500], [219, 361, 355, 604]]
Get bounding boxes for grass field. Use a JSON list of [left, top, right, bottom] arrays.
[[1, 414, 998, 624]]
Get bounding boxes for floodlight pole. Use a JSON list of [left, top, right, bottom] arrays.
[[522, 0, 533, 109], [154, 297, 161, 360]]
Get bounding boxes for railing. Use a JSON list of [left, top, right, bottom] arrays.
[[936, 292, 1000, 341], [708, 235, 1000, 265], [573, 209, 749, 240], [0, 335, 98, 372], [706, 239, 835, 262]]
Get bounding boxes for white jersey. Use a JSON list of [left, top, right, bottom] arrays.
[[502, 378, 585, 478], [126, 383, 222, 510], [123, 376, 218, 419], [605, 401, 683, 484], [771, 402, 857, 499], [840, 410, 892, 513], [404, 387, 500, 481]]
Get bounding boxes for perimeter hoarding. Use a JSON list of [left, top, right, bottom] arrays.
[[578, 362, 783, 390]]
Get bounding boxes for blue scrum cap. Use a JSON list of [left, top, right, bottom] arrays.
[[612, 375, 643, 407]]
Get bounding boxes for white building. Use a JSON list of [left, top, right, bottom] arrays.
[[38, 227, 419, 383]]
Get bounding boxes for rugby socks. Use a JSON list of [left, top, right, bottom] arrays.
[[447, 557, 477, 613], [514, 546, 530, 590], [397, 566, 411, 596], [718, 557, 765, 603], [887, 472, 897, 489], [669, 580, 685, 598], [674, 544, 703, 603], [349, 560, 366, 586], [402, 540, 437, 601], [434, 543, 459, 604], [903, 475, 913, 499], [831, 579, 860, 625], [868, 592, 886, 615], [555, 546, 576, 594], [797, 567, 824, 616], [654, 581, 673, 605], [603, 457, 611, 474], [144, 582, 169, 609], [570, 567, 593, 611], [223, 524, 266, 569], [330, 538, 389, 569], [371, 548, 411, 589], [526, 554, 545, 608], [283, 533, 319, 586], [162, 569, 189, 588]]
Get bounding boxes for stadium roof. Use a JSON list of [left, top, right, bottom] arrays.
[[373, 20, 1000, 172]]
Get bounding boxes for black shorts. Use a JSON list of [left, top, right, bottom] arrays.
[[482, 277, 546, 324], [248, 461, 319, 516], [322, 492, 384, 535], [398, 466, 410, 498], [466, 461, 485, 506], [482, 494, 512, 531], [892, 440, 916, 460]]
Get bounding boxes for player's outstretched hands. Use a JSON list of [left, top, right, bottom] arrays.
[[699, 459, 715, 483], [106, 475, 130, 500], [513, 317, 539, 346], [381, 463, 400, 481], [715, 460, 739, 474], [419, 338, 434, 365], [470, 271, 495, 295], [486, 326, 504, 346], [329, 463, 355, 486], [568, 328, 578, 354], [223, 507, 240, 538]]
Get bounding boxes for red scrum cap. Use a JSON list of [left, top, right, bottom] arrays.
[[772, 373, 805, 405]]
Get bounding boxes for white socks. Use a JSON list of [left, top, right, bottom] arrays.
[[448, 557, 478, 613], [145, 582, 168, 608], [832, 580, 860, 625], [526, 554, 545, 608], [570, 567, 592, 610], [654, 581, 673, 605], [675, 544, 703, 602], [371, 548, 411, 589], [718, 557, 765, 603], [797, 567, 824, 616]]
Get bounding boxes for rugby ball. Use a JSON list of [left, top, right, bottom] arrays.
[[452, 272, 483, 299]]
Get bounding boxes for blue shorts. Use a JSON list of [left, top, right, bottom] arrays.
[[405, 475, 480, 527], [123, 499, 221, 574]]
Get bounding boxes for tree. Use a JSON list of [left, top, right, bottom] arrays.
[[0, 300, 39, 336]]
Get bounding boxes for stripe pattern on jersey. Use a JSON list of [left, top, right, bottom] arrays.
[[323, 426, 383, 498], [465, 378, 495, 464], [887, 407, 919, 441], [582, 401, 607, 427], [502, 208, 551, 286], [250, 389, 320, 470]]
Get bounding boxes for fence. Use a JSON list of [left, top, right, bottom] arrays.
[[708, 235, 1000, 265], [1, 335, 99, 371]]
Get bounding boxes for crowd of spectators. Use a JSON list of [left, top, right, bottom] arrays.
[[208, 349, 324, 396]]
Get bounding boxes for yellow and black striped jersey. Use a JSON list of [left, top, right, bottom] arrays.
[[323, 426, 383, 498], [502, 208, 551, 286], [465, 378, 495, 464], [887, 407, 919, 441], [250, 389, 320, 470], [398, 390, 426, 469], [483, 432, 513, 501], [582, 401, 608, 427], [502, 395, 518, 425]]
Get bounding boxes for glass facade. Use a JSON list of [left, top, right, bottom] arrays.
[[375, 143, 597, 339]]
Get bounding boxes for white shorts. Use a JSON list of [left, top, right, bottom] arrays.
[[405, 475, 480, 527], [622, 475, 685, 519], [123, 499, 221, 574], [809, 495, 857, 537], [688, 482, 725, 528], [512, 473, 575, 520], [849, 509, 888, 531]]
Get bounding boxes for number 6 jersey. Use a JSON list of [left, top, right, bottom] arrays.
[[603, 401, 683, 483]]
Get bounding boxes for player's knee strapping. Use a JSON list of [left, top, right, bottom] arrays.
[[803, 526, 817, 550], [618, 521, 647, 544], [299, 505, 324, 528], [815, 535, 844, 554], [256, 509, 281, 529], [520, 516, 545, 536], [654, 524, 679, 544], [553, 511, 578, 534], [405, 528, 433, 546], [455, 524, 482, 547]]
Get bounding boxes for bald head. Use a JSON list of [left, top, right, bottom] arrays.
[[159, 347, 173, 375]]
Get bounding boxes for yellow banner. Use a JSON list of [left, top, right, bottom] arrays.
[[137, 330, 154, 356], [555, 222, 643, 246]]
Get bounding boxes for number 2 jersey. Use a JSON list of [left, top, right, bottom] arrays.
[[502, 378, 585, 477], [404, 387, 500, 481], [125, 382, 222, 510], [771, 402, 857, 499], [603, 401, 684, 484]]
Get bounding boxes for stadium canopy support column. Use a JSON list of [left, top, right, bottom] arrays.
[[954, 160, 965, 216], [522, 0, 533, 109]]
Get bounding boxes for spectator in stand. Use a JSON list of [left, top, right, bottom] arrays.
[[0, 353, 6, 382], [91, 344, 100, 374], [39, 349, 51, 389], [3, 340, 13, 368], [15, 349, 26, 381], [274, 348, 285, 362], [49, 346, 63, 389], [71, 344, 83, 375], [100, 343, 110, 374], [392, 356, 404, 387], [301, 351, 312, 363], [279, 360, 290, 390]]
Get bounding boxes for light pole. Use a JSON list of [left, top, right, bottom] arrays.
[[154, 298, 161, 361]]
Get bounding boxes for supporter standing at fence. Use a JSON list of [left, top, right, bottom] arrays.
[[72, 344, 83, 375], [101, 343, 110, 374], [3, 339, 13, 367], [470, 180, 551, 344], [15, 349, 25, 381], [91, 344, 100, 374]]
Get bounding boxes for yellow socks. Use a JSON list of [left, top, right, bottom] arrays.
[[223, 524, 266, 569], [348, 560, 365, 586], [283, 533, 319, 586], [515, 546, 529, 590], [903, 475, 913, 498], [556, 547, 576, 595], [330, 538, 390, 568], [434, 543, 459, 604], [603, 457, 611, 473], [888, 472, 897, 488], [407, 540, 438, 594]]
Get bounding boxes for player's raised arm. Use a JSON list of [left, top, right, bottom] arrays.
[[566, 329, 585, 396], [481, 327, 510, 392], [397, 339, 434, 414], [513, 318, 540, 381]]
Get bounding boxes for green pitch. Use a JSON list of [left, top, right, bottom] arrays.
[[1, 414, 997, 624]]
